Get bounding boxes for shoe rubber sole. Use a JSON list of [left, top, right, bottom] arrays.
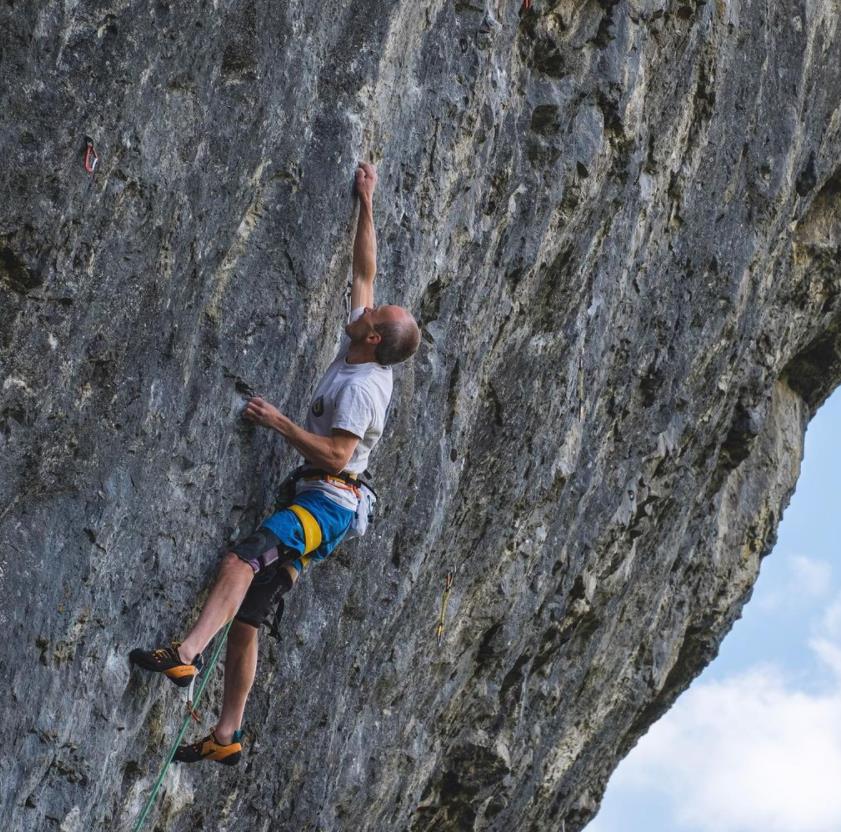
[[129, 646, 200, 688], [174, 733, 242, 765]]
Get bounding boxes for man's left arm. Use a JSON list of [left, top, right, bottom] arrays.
[[243, 396, 358, 474], [351, 163, 378, 311]]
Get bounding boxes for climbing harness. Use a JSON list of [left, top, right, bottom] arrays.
[[131, 620, 233, 832], [283, 463, 363, 491], [280, 465, 377, 533], [83, 136, 98, 175], [345, 479, 378, 540], [435, 570, 454, 647]]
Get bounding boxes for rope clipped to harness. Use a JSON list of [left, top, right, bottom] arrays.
[[131, 620, 233, 832]]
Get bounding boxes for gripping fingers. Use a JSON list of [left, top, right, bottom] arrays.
[[355, 162, 378, 195], [243, 397, 273, 426]]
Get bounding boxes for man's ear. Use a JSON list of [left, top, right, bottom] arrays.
[[365, 331, 382, 344]]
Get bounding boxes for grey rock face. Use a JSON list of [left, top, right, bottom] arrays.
[[2, 1, 841, 830]]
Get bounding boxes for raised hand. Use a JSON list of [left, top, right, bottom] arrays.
[[355, 162, 378, 203]]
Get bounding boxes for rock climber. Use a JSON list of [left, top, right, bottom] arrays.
[[129, 162, 420, 765]]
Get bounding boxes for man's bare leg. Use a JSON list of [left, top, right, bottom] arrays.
[[214, 620, 258, 744], [203, 564, 299, 743], [178, 552, 255, 663]]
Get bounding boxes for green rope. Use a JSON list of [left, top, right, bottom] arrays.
[[132, 620, 233, 832]]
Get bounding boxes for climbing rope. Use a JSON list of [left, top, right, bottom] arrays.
[[131, 620, 233, 832]]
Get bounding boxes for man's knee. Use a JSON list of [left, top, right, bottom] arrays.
[[222, 550, 255, 577]]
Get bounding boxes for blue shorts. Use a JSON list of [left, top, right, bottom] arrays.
[[258, 490, 354, 573]]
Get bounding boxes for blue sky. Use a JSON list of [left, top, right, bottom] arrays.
[[587, 389, 841, 832]]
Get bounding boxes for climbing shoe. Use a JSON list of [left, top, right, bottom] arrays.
[[128, 643, 203, 688], [174, 730, 243, 766]]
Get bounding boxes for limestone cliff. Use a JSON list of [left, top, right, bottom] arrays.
[[2, 1, 841, 830]]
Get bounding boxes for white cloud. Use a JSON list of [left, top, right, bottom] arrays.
[[608, 648, 841, 832], [806, 592, 841, 679], [755, 555, 831, 614], [810, 638, 841, 680], [821, 593, 841, 640], [790, 555, 832, 599]]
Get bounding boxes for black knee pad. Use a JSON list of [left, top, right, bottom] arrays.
[[230, 527, 286, 573], [235, 562, 294, 632]]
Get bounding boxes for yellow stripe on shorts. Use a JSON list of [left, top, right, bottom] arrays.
[[289, 504, 323, 554]]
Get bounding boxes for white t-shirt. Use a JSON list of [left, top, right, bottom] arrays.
[[296, 307, 393, 510]]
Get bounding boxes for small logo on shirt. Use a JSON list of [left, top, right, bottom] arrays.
[[312, 396, 324, 417]]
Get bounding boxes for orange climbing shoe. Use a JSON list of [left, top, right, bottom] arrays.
[[174, 730, 243, 766], [129, 643, 203, 688]]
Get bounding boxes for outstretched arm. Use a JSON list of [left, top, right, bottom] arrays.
[[351, 162, 378, 310], [243, 397, 359, 474]]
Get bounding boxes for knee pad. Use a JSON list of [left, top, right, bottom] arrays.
[[235, 562, 294, 632], [230, 527, 291, 573]]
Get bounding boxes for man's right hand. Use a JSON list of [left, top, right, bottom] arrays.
[[242, 396, 283, 430], [355, 162, 378, 203]]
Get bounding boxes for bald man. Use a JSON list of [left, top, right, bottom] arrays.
[[130, 162, 420, 765]]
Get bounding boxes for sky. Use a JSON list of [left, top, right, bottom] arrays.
[[586, 389, 841, 832]]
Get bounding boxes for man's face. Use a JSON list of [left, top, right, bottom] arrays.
[[345, 305, 405, 342]]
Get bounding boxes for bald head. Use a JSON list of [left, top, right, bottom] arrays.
[[373, 306, 421, 365]]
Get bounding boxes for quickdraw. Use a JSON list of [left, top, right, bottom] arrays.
[[435, 570, 454, 647], [185, 676, 202, 723], [344, 279, 353, 320], [83, 136, 99, 175], [521, 0, 533, 11]]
